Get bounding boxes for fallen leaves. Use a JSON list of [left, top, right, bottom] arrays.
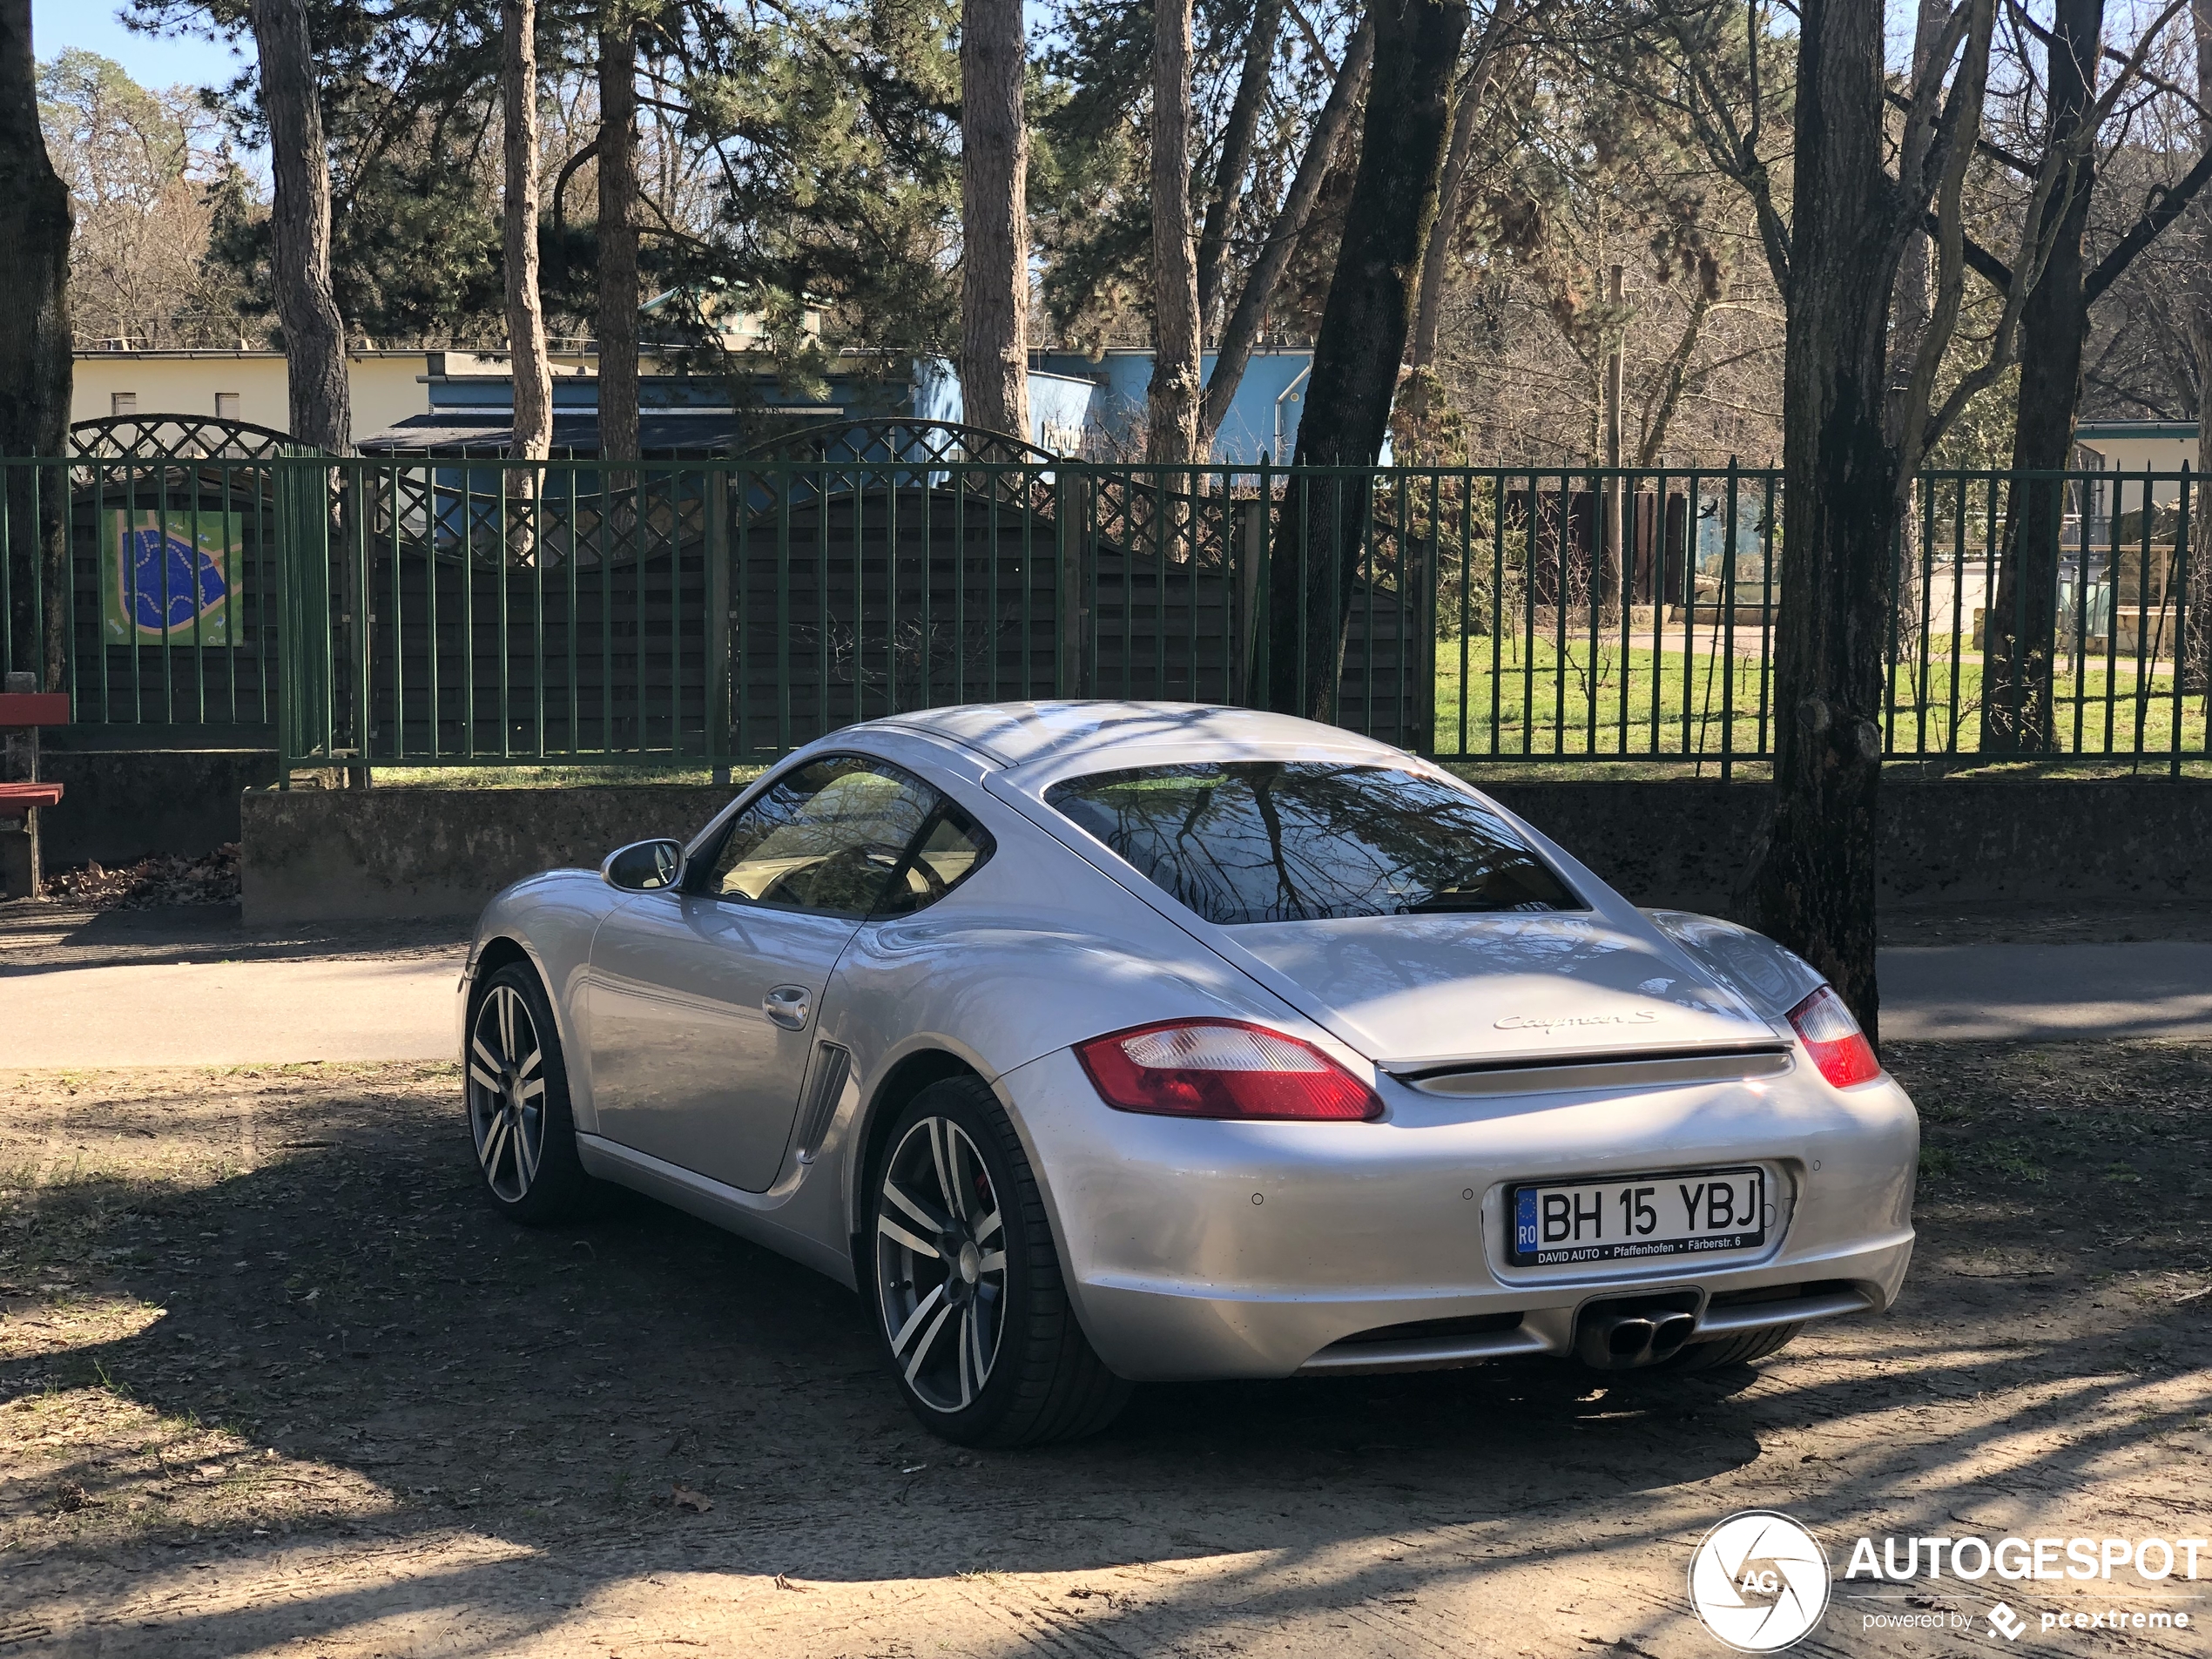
[[670, 1484, 712, 1514]]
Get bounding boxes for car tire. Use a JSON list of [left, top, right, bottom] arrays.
[[464, 961, 598, 1225], [867, 1076, 1130, 1447], [1664, 1322, 1802, 1372]]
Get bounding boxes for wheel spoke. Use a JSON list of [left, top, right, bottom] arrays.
[[955, 1305, 974, 1406], [515, 1114, 538, 1187], [901, 1302, 955, 1385], [516, 1047, 542, 1081], [968, 1301, 990, 1381], [469, 1035, 502, 1073], [876, 1214, 940, 1258], [882, 1177, 949, 1236], [518, 1077, 545, 1103], [929, 1120, 966, 1220], [468, 1062, 502, 1094], [887, 1282, 947, 1357], [480, 1113, 511, 1178], [496, 988, 516, 1059], [975, 1249, 1005, 1276], [973, 1207, 1001, 1245]]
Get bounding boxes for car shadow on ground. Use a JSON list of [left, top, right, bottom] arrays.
[[3, 1045, 2209, 1656]]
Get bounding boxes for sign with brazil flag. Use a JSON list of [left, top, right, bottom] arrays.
[[101, 509, 242, 645]]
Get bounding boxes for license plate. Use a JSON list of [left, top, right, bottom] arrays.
[[1508, 1166, 1767, 1266]]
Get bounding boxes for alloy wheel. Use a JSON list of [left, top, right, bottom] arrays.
[[467, 982, 547, 1204], [874, 1116, 1007, 1413]]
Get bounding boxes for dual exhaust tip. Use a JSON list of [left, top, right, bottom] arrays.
[[1574, 1294, 1701, 1370]]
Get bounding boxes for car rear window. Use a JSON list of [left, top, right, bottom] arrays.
[[1042, 761, 1581, 926]]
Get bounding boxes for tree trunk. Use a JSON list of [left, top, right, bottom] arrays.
[[1201, 19, 1374, 446], [1407, 44, 1501, 368], [1268, 0, 1468, 721], [2188, 0, 2212, 693], [597, 7, 640, 468], [250, 0, 351, 454], [1195, 0, 1285, 340], [1885, 0, 1950, 664], [1752, 0, 1905, 1041], [0, 0, 70, 691], [503, 0, 553, 472], [960, 0, 1030, 442], [1147, 0, 1203, 462], [1885, 0, 1950, 432], [1984, 0, 2102, 754]]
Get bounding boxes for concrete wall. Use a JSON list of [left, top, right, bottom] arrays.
[[238, 777, 2212, 925], [242, 786, 730, 922], [42, 748, 280, 868], [1491, 779, 2212, 914]]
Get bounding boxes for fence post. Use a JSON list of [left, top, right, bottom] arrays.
[[1055, 465, 1082, 698], [2176, 461, 2192, 780], [705, 466, 732, 782], [1242, 452, 1271, 704]]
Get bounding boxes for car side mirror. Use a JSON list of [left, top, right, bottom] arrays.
[[602, 839, 686, 892]]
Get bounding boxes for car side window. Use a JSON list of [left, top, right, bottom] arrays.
[[700, 756, 941, 918], [871, 805, 995, 918]]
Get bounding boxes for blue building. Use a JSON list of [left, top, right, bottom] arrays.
[[358, 346, 1321, 463], [1037, 347, 1313, 463]]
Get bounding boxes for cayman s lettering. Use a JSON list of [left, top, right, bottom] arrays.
[[1494, 1009, 1662, 1033]]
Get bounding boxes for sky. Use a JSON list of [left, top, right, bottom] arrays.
[[31, 0, 250, 95]]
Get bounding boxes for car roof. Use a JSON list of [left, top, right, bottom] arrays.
[[853, 700, 1410, 773]]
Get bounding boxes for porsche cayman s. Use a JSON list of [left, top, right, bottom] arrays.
[[458, 702, 1918, 1445]]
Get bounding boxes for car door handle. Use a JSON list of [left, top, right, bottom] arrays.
[[763, 985, 812, 1031]]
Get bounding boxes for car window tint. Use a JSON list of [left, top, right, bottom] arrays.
[[705, 757, 941, 917], [871, 806, 995, 918], [1043, 761, 1581, 926]]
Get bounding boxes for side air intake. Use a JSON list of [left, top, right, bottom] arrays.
[[794, 1042, 853, 1163]]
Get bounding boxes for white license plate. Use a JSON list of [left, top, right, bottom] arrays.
[[1508, 1166, 1767, 1266]]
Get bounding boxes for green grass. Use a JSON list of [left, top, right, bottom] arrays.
[[361, 763, 765, 789], [1430, 631, 2210, 765]]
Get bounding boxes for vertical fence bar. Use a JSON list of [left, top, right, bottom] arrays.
[[2173, 463, 2191, 777], [1721, 460, 1739, 777]]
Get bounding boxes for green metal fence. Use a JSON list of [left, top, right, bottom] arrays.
[[2, 419, 2204, 777]]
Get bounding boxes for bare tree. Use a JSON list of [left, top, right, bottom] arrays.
[[1195, 0, 1286, 340], [1978, 0, 2212, 750], [961, 0, 1029, 442], [249, 0, 350, 453], [2193, 0, 2212, 691], [503, 0, 553, 475], [597, 2, 640, 467], [1201, 18, 1375, 445], [1147, 0, 1203, 462], [1669, 0, 1998, 1035], [0, 0, 69, 690], [1410, 20, 1519, 368], [1269, 0, 1470, 719]]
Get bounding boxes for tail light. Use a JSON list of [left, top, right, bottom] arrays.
[[1786, 987, 1882, 1089], [1074, 1020, 1383, 1121]]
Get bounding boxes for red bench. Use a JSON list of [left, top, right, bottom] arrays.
[[0, 689, 67, 897], [0, 781, 64, 819]]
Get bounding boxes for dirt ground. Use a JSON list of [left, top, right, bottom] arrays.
[[1, 1043, 2208, 1658]]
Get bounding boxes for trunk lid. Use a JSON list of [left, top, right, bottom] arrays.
[[1214, 911, 1785, 1069]]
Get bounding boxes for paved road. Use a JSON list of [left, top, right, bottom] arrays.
[[1878, 940, 2212, 1042], [3, 938, 2209, 1067], [0, 955, 462, 1068]]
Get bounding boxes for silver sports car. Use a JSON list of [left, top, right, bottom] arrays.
[[460, 702, 1917, 1446]]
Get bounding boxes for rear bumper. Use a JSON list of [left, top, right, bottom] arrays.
[[995, 1047, 1919, 1381]]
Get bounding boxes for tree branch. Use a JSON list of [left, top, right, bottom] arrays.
[[2084, 143, 2212, 301]]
